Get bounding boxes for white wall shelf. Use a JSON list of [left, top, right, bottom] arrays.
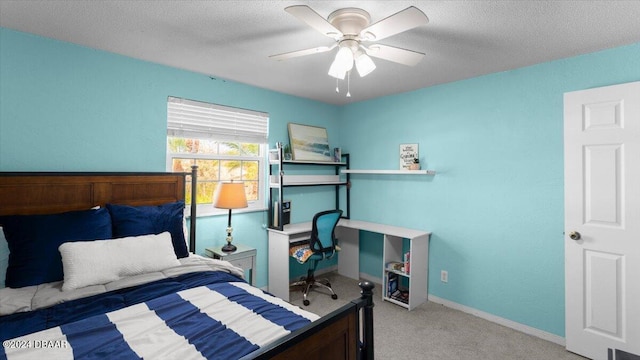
[[341, 169, 436, 175], [269, 159, 347, 166]]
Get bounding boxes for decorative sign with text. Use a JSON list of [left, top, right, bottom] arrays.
[[399, 143, 419, 170]]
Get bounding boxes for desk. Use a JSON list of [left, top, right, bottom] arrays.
[[267, 219, 430, 310]]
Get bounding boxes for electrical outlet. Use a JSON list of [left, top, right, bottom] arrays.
[[441, 270, 448, 283]]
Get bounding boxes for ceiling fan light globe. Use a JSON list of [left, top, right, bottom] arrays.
[[355, 50, 376, 77], [328, 60, 347, 79], [335, 46, 354, 72], [355, 52, 376, 77]]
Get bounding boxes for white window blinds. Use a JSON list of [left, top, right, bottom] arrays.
[[167, 97, 268, 143]]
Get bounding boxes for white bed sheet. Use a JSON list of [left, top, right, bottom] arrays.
[[0, 254, 244, 316]]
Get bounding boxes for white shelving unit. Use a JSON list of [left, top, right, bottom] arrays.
[[381, 231, 430, 310], [342, 169, 436, 175], [268, 145, 350, 230]]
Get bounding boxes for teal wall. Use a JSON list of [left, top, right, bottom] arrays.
[[0, 28, 341, 289], [340, 42, 640, 336], [2, 27, 640, 337]]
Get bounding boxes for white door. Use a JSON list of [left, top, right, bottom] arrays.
[[564, 81, 640, 360]]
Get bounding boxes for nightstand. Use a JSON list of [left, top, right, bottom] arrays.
[[205, 244, 256, 286]]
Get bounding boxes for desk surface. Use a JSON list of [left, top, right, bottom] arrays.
[[267, 219, 430, 239]]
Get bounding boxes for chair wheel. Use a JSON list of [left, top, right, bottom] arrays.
[[303, 300, 310, 306], [331, 294, 338, 300]]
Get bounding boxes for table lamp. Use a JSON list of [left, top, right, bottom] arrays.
[[213, 181, 248, 252]]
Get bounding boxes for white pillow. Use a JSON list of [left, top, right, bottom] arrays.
[[59, 232, 180, 291]]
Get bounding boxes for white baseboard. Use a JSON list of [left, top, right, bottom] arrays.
[[428, 295, 566, 346], [356, 273, 565, 346], [358, 272, 381, 285], [316, 265, 338, 275]]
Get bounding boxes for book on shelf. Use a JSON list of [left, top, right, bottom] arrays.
[[390, 289, 409, 304], [387, 272, 398, 297], [404, 251, 411, 275]]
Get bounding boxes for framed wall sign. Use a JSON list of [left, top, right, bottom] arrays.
[[400, 143, 419, 169], [288, 123, 333, 161]]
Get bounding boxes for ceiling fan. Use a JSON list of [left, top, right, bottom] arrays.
[[270, 5, 429, 85]]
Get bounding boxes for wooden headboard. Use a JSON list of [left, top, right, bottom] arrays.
[[0, 171, 198, 252]]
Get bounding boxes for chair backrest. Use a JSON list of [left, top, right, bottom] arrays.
[[310, 209, 343, 258]]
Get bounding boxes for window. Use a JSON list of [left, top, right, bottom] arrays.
[[166, 97, 268, 216]]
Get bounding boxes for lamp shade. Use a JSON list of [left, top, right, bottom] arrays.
[[213, 182, 248, 209]]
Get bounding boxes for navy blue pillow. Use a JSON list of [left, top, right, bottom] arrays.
[[106, 201, 188, 259], [0, 208, 112, 288]]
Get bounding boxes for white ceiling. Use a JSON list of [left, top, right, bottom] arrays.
[[1, 1, 640, 105]]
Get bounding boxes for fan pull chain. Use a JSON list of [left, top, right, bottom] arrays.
[[336, 78, 340, 93], [346, 71, 351, 97]]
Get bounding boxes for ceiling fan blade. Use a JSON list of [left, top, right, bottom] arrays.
[[365, 44, 425, 66], [360, 6, 428, 41], [285, 5, 343, 40], [269, 44, 336, 61]]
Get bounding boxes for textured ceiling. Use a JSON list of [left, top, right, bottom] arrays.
[[1, 1, 640, 105]]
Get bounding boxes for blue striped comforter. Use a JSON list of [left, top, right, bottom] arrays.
[[1, 273, 318, 360]]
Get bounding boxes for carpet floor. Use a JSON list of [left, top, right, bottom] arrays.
[[288, 272, 587, 360]]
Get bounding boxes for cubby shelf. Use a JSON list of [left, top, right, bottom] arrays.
[[382, 232, 429, 310]]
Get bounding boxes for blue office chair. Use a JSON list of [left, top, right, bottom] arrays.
[[290, 209, 343, 306]]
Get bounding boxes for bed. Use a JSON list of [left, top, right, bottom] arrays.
[[0, 170, 374, 359]]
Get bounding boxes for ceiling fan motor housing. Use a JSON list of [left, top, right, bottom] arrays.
[[328, 8, 371, 36], [339, 39, 360, 53]]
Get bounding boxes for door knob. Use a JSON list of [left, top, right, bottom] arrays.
[[569, 231, 581, 240]]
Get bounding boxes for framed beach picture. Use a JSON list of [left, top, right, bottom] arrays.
[[288, 123, 333, 161]]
